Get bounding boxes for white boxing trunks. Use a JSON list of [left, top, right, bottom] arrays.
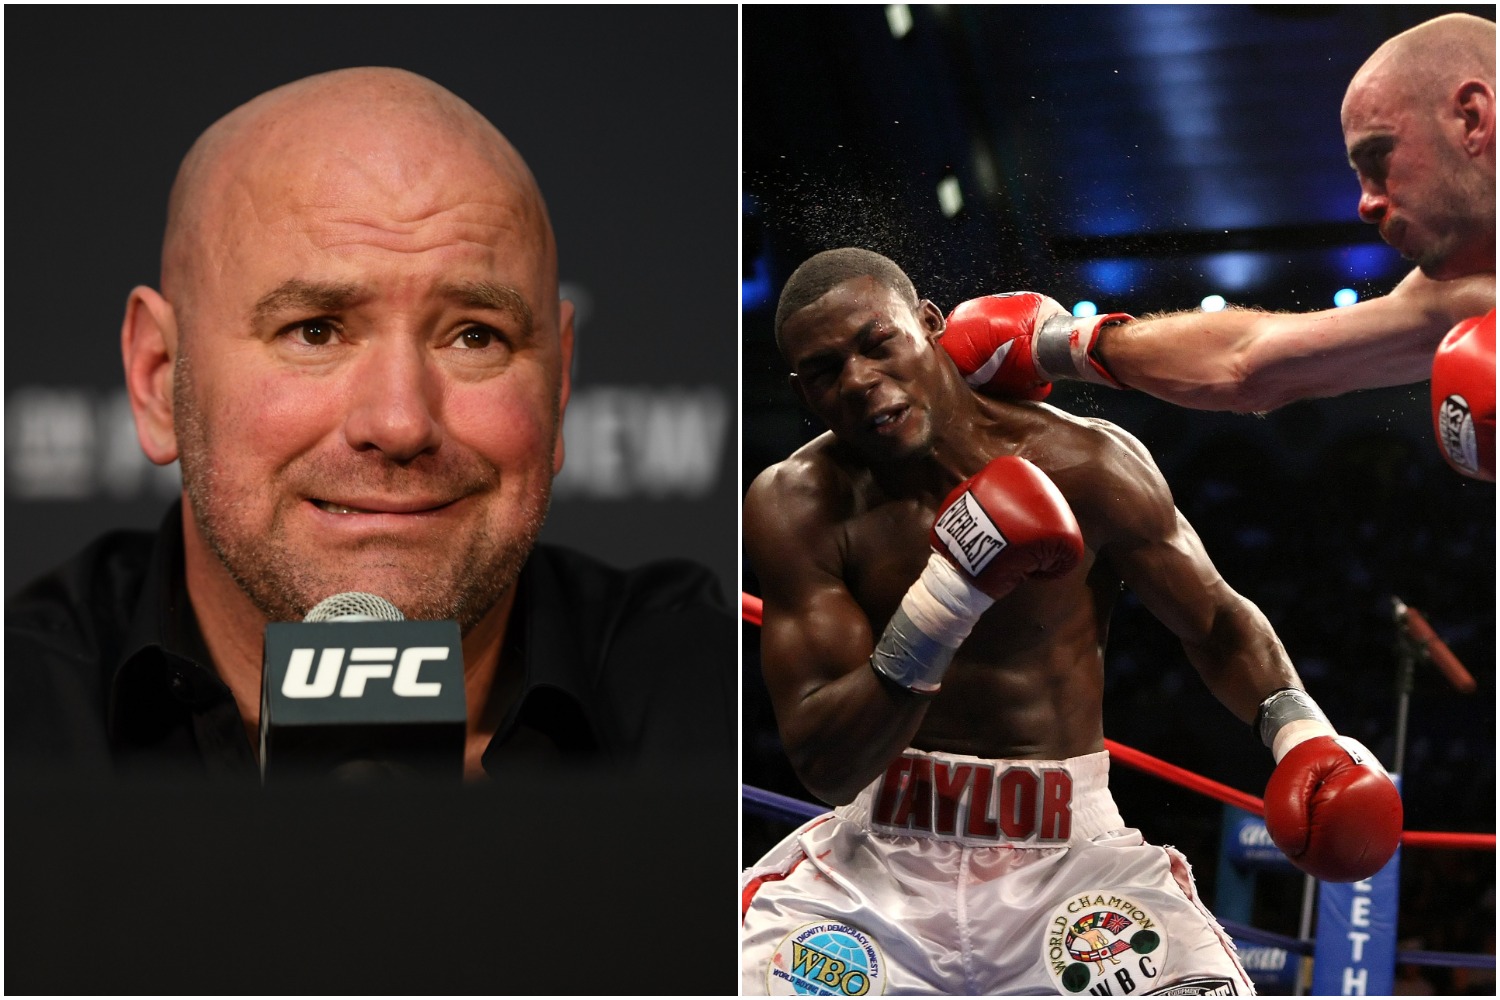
[[741, 749, 1253, 996]]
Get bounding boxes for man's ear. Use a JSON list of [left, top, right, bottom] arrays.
[[121, 286, 180, 465], [918, 299, 947, 341], [553, 297, 576, 476], [1454, 80, 1495, 157]]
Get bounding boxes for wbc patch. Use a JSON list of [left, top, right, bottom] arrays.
[[767, 921, 885, 996], [1044, 890, 1169, 995], [1437, 394, 1478, 474], [1144, 977, 1240, 995]]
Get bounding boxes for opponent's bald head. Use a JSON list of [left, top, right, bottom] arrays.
[[1345, 13, 1496, 112], [161, 67, 556, 320]]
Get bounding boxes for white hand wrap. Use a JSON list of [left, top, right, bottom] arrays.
[[870, 554, 995, 693], [1256, 688, 1337, 764]]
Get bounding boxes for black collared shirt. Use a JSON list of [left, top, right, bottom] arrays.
[[6, 504, 735, 781]]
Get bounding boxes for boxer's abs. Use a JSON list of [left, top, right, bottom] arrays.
[[910, 646, 1109, 760]]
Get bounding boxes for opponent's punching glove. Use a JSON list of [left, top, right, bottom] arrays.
[[870, 456, 1083, 693], [1257, 689, 1403, 883], [943, 293, 1135, 399], [1431, 308, 1495, 482]]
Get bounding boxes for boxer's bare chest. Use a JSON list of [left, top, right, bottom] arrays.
[[832, 449, 1114, 758]]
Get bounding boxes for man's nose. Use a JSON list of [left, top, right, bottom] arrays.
[[342, 340, 443, 460], [1356, 186, 1388, 225], [840, 356, 881, 397]]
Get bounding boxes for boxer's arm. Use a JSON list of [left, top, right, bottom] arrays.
[[1081, 424, 1299, 721], [1080, 424, 1401, 881], [1094, 269, 1495, 413], [744, 457, 932, 806]]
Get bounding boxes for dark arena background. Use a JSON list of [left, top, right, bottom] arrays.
[[4, 7, 737, 994], [742, 6, 1495, 995]]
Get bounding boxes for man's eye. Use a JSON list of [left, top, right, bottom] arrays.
[[456, 326, 504, 349], [803, 366, 834, 385], [287, 319, 338, 346]]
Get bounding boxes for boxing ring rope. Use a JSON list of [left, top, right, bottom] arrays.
[[740, 591, 1496, 972], [742, 592, 1493, 852]]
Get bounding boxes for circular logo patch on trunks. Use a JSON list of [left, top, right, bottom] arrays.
[[1043, 890, 1168, 995], [767, 921, 885, 996]]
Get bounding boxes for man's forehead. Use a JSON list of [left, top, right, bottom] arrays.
[[797, 276, 906, 325], [164, 69, 556, 306], [783, 277, 911, 357]]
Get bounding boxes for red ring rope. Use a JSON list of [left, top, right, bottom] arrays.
[[741, 591, 1494, 852]]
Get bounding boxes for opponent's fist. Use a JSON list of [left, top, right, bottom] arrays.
[[944, 294, 1065, 400], [943, 293, 1135, 398], [929, 455, 1083, 600], [1263, 735, 1403, 883], [1431, 308, 1495, 482]]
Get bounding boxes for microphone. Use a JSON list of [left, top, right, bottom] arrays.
[[259, 592, 467, 783], [1392, 596, 1477, 694]]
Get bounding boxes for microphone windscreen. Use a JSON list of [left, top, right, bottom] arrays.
[[305, 592, 405, 622]]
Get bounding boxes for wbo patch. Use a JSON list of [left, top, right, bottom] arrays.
[[1044, 890, 1168, 995], [767, 921, 885, 996]]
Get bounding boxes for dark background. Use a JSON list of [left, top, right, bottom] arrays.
[[4, 7, 737, 992], [743, 6, 1494, 991]]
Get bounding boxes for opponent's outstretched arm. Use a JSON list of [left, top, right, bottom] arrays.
[[1098, 270, 1494, 411], [944, 269, 1494, 413]]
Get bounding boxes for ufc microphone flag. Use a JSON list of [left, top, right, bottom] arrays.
[[260, 619, 465, 780]]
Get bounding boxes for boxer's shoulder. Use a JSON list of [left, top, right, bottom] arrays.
[[1389, 266, 1495, 327], [1008, 404, 1159, 486], [1008, 405, 1175, 539], [750, 431, 869, 515]]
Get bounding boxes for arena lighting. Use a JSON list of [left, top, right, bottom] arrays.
[[1333, 287, 1359, 308], [1201, 295, 1227, 313], [1073, 301, 1099, 318], [1083, 259, 1142, 296], [742, 256, 773, 311], [936, 175, 963, 218], [886, 4, 913, 39], [1204, 251, 1271, 292]]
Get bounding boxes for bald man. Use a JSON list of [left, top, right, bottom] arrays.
[[945, 14, 1496, 476], [6, 68, 732, 781]]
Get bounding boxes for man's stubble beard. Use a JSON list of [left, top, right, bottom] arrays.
[[172, 344, 555, 634], [1413, 142, 1494, 280]]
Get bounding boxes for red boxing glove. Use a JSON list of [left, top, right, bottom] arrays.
[[944, 294, 1062, 401], [1431, 308, 1495, 482], [1263, 735, 1403, 883], [876, 457, 1082, 692], [943, 293, 1134, 399], [929, 455, 1083, 600]]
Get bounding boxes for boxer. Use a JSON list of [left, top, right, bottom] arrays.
[[941, 14, 1495, 478], [741, 248, 1400, 995]]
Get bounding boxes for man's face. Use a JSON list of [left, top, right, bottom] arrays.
[[170, 129, 570, 630], [1342, 74, 1488, 280], [782, 276, 945, 462]]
